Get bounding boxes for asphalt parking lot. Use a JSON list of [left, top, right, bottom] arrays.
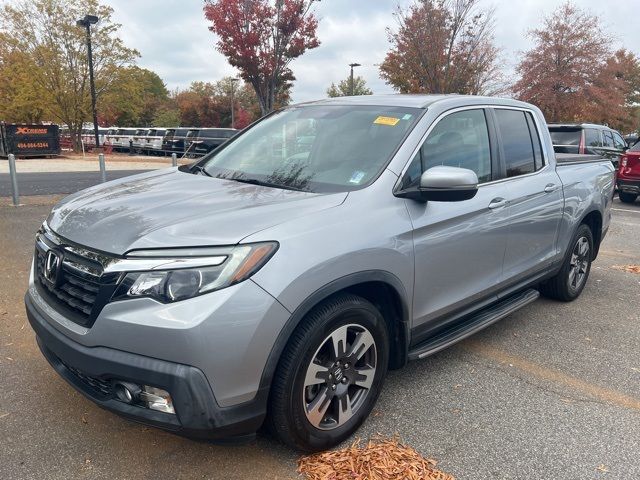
[[1, 190, 639, 479]]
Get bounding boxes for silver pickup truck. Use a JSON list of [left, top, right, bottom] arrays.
[[25, 95, 614, 451]]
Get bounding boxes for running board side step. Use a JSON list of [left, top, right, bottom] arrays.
[[408, 289, 540, 361]]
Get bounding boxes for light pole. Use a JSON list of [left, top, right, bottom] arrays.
[[76, 15, 100, 149], [348, 62, 361, 96], [230, 78, 239, 129]]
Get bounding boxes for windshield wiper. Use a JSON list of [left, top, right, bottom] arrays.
[[228, 177, 306, 192], [191, 164, 211, 176]]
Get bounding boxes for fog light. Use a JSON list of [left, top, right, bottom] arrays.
[[140, 386, 175, 414]]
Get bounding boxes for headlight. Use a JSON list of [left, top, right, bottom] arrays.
[[112, 242, 278, 303]]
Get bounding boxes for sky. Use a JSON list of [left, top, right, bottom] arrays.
[[107, 0, 640, 103]]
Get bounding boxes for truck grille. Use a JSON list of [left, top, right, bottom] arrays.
[[34, 228, 120, 328], [35, 249, 99, 318]]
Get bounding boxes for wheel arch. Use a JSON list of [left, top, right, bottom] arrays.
[[259, 271, 411, 395], [579, 209, 603, 259]]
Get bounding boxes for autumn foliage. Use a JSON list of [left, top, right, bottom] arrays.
[[204, 0, 320, 115], [513, 2, 640, 132], [380, 0, 504, 96]]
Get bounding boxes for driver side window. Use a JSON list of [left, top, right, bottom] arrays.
[[401, 109, 492, 189]]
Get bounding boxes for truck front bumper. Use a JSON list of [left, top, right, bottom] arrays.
[[25, 292, 268, 440]]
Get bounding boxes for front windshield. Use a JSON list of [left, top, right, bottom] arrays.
[[201, 105, 422, 192]]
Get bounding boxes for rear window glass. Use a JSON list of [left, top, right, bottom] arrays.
[[495, 109, 536, 177], [549, 128, 581, 145], [630, 141, 640, 152]]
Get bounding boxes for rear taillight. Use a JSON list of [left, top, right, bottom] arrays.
[[579, 131, 585, 154]]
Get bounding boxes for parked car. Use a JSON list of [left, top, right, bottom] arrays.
[[617, 141, 640, 203], [162, 127, 191, 154], [140, 128, 166, 154], [188, 128, 237, 156], [182, 128, 201, 156], [26, 95, 614, 452], [624, 133, 638, 148], [548, 123, 627, 169], [111, 128, 137, 151], [131, 128, 149, 152]]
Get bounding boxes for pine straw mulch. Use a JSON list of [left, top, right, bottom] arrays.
[[297, 437, 454, 480], [612, 264, 640, 274]]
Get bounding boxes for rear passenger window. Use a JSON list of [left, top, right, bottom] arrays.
[[584, 128, 601, 147], [495, 109, 536, 177], [401, 109, 492, 188], [612, 132, 626, 150], [602, 131, 614, 147], [524, 112, 544, 171]]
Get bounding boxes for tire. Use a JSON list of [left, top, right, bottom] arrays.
[[618, 192, 638, 204], [539, 224, 593, 302], [267, 293, 389, 452]]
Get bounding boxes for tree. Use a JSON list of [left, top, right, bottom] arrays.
[[379, 0, 502, 95], [100, 67, 169, 126], [326, 76, 373, 97], [152, 106, 181, 128], [585, 49, 640, 132], [512, 3, 612, 123], [0, 0, 138, 150], [0, 48, 50, 123], [203, 0, 320, 115], [170, 78, 262, 129]]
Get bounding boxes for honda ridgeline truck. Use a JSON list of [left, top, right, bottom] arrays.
[[25, 95, 614, 451]]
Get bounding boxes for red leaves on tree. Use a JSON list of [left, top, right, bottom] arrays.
[[513, 2, 640, 131], [380, 0, 502, 96], [204, 0, 320, 115]]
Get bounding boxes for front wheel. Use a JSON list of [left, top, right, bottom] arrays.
[[619, 191, 638, 204], [540, 224, 593, 301], [268, 293, 388, 452]]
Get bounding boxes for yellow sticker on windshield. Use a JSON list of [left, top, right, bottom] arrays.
[[374, 116, 400, 126]]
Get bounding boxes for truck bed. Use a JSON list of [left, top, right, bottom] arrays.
[[555, 153, 605, 165]]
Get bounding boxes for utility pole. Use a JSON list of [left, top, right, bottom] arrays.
[[230, 78, 239, 129], [77, 15, 100, 149], [349, 63, 361, 96]]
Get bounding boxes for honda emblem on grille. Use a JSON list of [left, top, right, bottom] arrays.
[[44, 250, 62, 284]]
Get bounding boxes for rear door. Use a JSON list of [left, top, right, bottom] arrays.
[[403, 107, 510, 338], [492, 108, 563, 290]]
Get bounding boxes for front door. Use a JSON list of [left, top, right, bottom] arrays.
[[401, 108, 510, 339]]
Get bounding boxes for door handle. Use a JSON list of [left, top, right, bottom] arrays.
[[488, 198, 507, 210], [544, 183, 558, 193]]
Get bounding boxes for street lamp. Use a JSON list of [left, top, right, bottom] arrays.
[[230, 78, 240, 129], [76, 14, 100, 150], [348, 63, 361, 96]]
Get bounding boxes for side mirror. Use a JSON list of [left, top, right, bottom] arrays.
[[418, 166, 479, 202]]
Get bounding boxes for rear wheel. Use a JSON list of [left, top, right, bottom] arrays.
[[619, 192, 638, 204], [268, 293, 388, 452], [540, 224, 593, 301]]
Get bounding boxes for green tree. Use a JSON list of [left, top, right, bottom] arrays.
[[0, 0, 138, 150], [326, 76, 373, 97], [0, 48, 50, 123], [100, 67, 169, 126], [152, 106, 181, 127]]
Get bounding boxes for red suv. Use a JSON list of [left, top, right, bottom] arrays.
[[618, 141, 640, 204]]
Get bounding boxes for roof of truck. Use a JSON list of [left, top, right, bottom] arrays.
[[297, 94, 533, 110]]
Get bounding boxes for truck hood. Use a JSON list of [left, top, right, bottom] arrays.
[[47, 168, 347, 254]]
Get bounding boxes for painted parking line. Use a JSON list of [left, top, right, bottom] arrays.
[[612, 208, 640, 214], [464, 340, 640, 412]]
